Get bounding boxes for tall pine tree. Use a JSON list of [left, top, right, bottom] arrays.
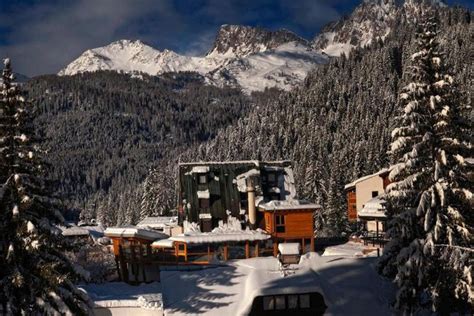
[[378, 12, 473, 314], [0, 59, 91, 314]]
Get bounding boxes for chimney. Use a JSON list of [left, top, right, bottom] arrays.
[[247, 177, 257, 229]]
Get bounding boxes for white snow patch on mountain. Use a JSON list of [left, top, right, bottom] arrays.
[[59, 36, 327, 92]]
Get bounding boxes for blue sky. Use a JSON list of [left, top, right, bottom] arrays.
[[0, 0, 472, 76]]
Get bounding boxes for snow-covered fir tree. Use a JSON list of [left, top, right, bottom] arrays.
[[378, 12, 473, 314], [0, 59, 91, 314]]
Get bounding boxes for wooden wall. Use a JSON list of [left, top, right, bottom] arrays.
[[263, 210, 314, 239], [347, 190, 357, 222]]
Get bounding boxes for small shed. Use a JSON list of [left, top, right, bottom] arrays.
[[278, 242, 301, 265]]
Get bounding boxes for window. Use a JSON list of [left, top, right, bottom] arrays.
[[263, 296, 275, 311], [288, 295, 298, 309], [276, 214, 285, 233], [267, 173, 276, 183], [275, 296, 285, 310], [299, 294, 310, 308], [199, 198, 209, 209], [372, 191, 379, 198], [198, 174, 207, 184]]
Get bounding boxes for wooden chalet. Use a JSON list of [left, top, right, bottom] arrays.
[[105, 160, 323, 282], [258, 200, 320, 255]]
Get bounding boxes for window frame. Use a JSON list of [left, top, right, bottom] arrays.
[[198, 174, 208, 184], [275, 214, 286, 233]]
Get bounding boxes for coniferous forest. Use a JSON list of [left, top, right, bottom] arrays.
[[26, 6, 470, 231], [0, 1, 472, 314]]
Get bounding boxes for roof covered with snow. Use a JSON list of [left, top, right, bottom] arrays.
[[344, 168, 390, 190], [258, 199, 321, 211], [161, 253, 395, 315], [278, 243, 300, 255], [166, 229, 270, 244], [359, 197, 387, 218], [60, 224, 105, 242], [105, 227, 169, 241], [178, 160, 291, 167], [137, 216, 178, 229]]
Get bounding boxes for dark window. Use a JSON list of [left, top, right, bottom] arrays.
[[267, 173, 276, 183], [288, 295, 298, 309], [263, 296, 274, 311], [199, 199, 209, 209], [276, 214, 285, 233], [372, 191, 379, 198], [178, 243, 185, 251], [275, 296, 285, 310], [299, 294, 310, 308], [270, 193, 280, 201], [198, 174, 207, 184]]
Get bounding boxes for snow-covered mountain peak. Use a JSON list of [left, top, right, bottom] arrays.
[[206, 24, 308, 59], [312, 0, 446, 57], [59, 24, 326, 92]]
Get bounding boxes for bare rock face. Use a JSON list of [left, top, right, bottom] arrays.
[[206, 24, 308, 58]]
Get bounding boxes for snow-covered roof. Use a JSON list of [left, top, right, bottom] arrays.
[[258, 199, 321, 211], [358, 197, 387, 219], [179, 160, 291, 167], [235, 168, 260, 192], [79, 281, 162, 309], [136, 216, 178, 229], [278, 243, 300, 255], [61, 226, 89, 237], [60, 224, 105, 242], [168, 229, 271, 244], [344, 168, 391, 190], [191, 166, 210, 173], [322, 241, 378, 257], [197, 189, 210, 199], [160, 253, 396, 315], [152, 239, 175, 248], [104, 227, 169, 241]]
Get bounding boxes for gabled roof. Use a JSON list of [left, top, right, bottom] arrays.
[[258, 199, 321, 211], [358, 197, 386, 219], [137, 216, 178, 229], [178, 160, 292, 167], [105, 227, 169, 241], [344, 168, 390, 190]]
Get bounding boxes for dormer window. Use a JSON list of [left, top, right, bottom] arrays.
[[198, 174, 207, 184]]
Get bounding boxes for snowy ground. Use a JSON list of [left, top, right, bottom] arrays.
[[79, 281, 162, 310], [161, 252, 395, 315], [322, 241, 379, 257]]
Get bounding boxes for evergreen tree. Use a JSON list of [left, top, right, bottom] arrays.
[[0, 59, 91, 314], [378, 13, 473, 313]]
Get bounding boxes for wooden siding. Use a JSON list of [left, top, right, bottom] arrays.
[[382, 174, 391, 190], [347, 190, 357, 222], [263, 210, 314, 239]]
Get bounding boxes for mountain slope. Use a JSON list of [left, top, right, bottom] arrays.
[[59, 26, 327, 93], [312, 0, 447, 57]]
